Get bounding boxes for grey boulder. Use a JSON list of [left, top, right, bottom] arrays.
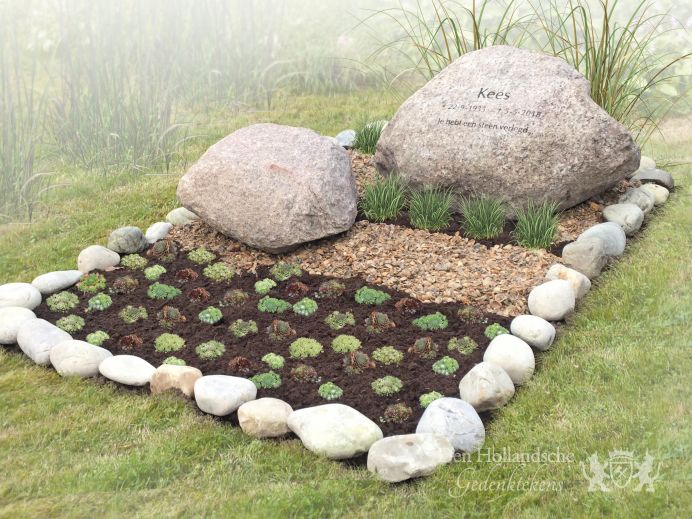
[[145, 222, 173, 244], [510, 314, 556, 351], [603, 204, 644, 236], [0, 307, 36, 344], [528, 280, 576, 321], [238, 397, 293, 438], [638, 155, 655, 171], [416, 397, 485, 452], [367, 434, 454, 483], [177, 123, 358, 253], [577, 222, 626, 256], [483, 334, 535, 385], [194, 375, 257, 416], [619, 188, 654, 215], [0, 283, 42, 310], [17, 318, 72, 365], [374, 46, 639, 211], [639, 184, 669, 206], [99, 355, 156, 386], [166, 207, 199, 226], [49, 340, 112, 377], [458, 362, 515, 411], [334, 129, 356, 148], [107, 226, 148, 254], [31, 270, 83, 295], [631, 168, 674, 190], [545, 264, 591, 300], [77, 245, 120, 273], [561, 237, 608, 279]]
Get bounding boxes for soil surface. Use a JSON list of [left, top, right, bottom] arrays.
[[35, 245, 509, 436]]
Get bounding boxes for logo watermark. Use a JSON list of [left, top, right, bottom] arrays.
[[580, 450, 662, 492]]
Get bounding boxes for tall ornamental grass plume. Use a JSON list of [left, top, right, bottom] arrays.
[[512, 200, 559, 249], [460, 195, 506, 239], [408, 186, 455, 231], [360, 174, 407, 222]]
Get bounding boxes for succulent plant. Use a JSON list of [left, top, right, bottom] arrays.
[[318, 382, 343, 401], [198, 306, 223, 324], [195, 340, 226, 360], [419, 391, 443, 408], [229, 319, 258, 338], [120, 334, 144, 350], [365, 311, 395, 333], [257, 296, 291, 313], [187, 247, 216, 265], [86, 330, 110, 346], [458, 305, 487, 324], [188, 287, 211, 303], [412, 312, 449, 331], [46, 291, 79, 313], [317, 280, 346, 298], [87, 293, 112, 312], [147, 239, 178, 263], [261, 353, 285, 370], [144, 264, 167, 281], [448, 336, 478, 355], [251, 371, 282, 389], [175, 268, 199, 282], [56, 315, 85, 333], [331, 334, 361, 353], [484, 323, 509, 339], [290, 364, 320, 383], [394, 297, 421, 314], [355, 286, 391, 305], [371, 376, 403, 396], [203, 262, 235, 282], [157, 306, 186, 328], [408, 337, 439, 359], [147, 282, 181, 300], [228, 356, 253, 375], [220, 289, 249, 307], [163, 356, 186, 366], [432, 356, 460, 376], [343, 351, 375, 375], [155, 333, 186, 353], [266, 319, 296, 341], [119, 305, 148, 324], [120, 254, 148, 270], [270, 261, 302, 281], [324, 311, 356, 331], [111, 275, 139, 294], [254, 278, 277, 295], [372, 346, 404, 366], [289, 338, 323, 359], [76, 273, 106, 294], [382, 403, 413, 424], [292, 297, 318, 316], [285, 281, 310, 298]]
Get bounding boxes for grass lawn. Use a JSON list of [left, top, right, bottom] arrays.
[[0, 94, 690, 518]]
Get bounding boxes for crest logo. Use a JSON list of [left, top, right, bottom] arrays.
[[581, 450, 662, 492]]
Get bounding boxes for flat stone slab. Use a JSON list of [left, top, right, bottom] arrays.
[[367, 433, 454, 483], [458, 362, 515, 411], [150, 364, 202, 397], [483, 334, 535, 386], [0, 307, 37, 344], [416, 397, 485, 452], [287, 403, 383, 459], [31, 270, 83, 295], [238, 397, 293, 438], [0, 283, 42, 310], [99, 355, 156, 386], [17, 319, 72, 365], [528, 280, 576, 321], [49, 340, 112, 377], [77, 245, 120, 273], [194, 375, 257, 416]]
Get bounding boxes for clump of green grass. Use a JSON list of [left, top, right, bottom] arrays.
[[408, 186, 454, 231], [460, 195, 506, 239], [512, 201, 559, 249], [353, 120, 386, 154], [360, 175, 407, 222]]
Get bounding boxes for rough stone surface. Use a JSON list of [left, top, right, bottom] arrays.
[[367, 434, 454, 483], [510, 314, 556, 351], [194, 375, 257, 416], [150, 364, 202, 397], [638, 155, 655, 171], [483, 334, 535, 385], [458, 362, 516, 411], [107, 226, 148, 254], [639, 183, 669, 206], [17, 318, 72, 365], [374, 46, 639, 211], [561, 237, 608, 279], [31, 270, 83, 295], [287, 404, 383, 459], [77, 245, 120, 273], [98, 355, 156, 386], [237, 397, 293, 438], [166, 207, 199, 225], [145, 222, 173, 243], [577, 222, 626, 256], [0, 307, 36, 344], [177, 123, 358, 253], [619, 188, 654, 215], [416, 397, 485, 452], [528, 280, 576, 321], [0, 283, 42, 310], [49, 340, 112, 377], [545, 264, 591, 300], [335, 129, 356, 148], [631, 168, 674, 190], [602, 204, 644, 236]]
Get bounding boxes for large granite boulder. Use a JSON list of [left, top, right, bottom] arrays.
[[374, 46, 639, 211], [177, 123, 358, 253]]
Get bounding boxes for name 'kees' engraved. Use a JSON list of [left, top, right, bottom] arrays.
[[478, 88, 510, 100]]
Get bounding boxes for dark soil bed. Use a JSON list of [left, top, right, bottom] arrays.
[[34, 242, 510, 436]]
